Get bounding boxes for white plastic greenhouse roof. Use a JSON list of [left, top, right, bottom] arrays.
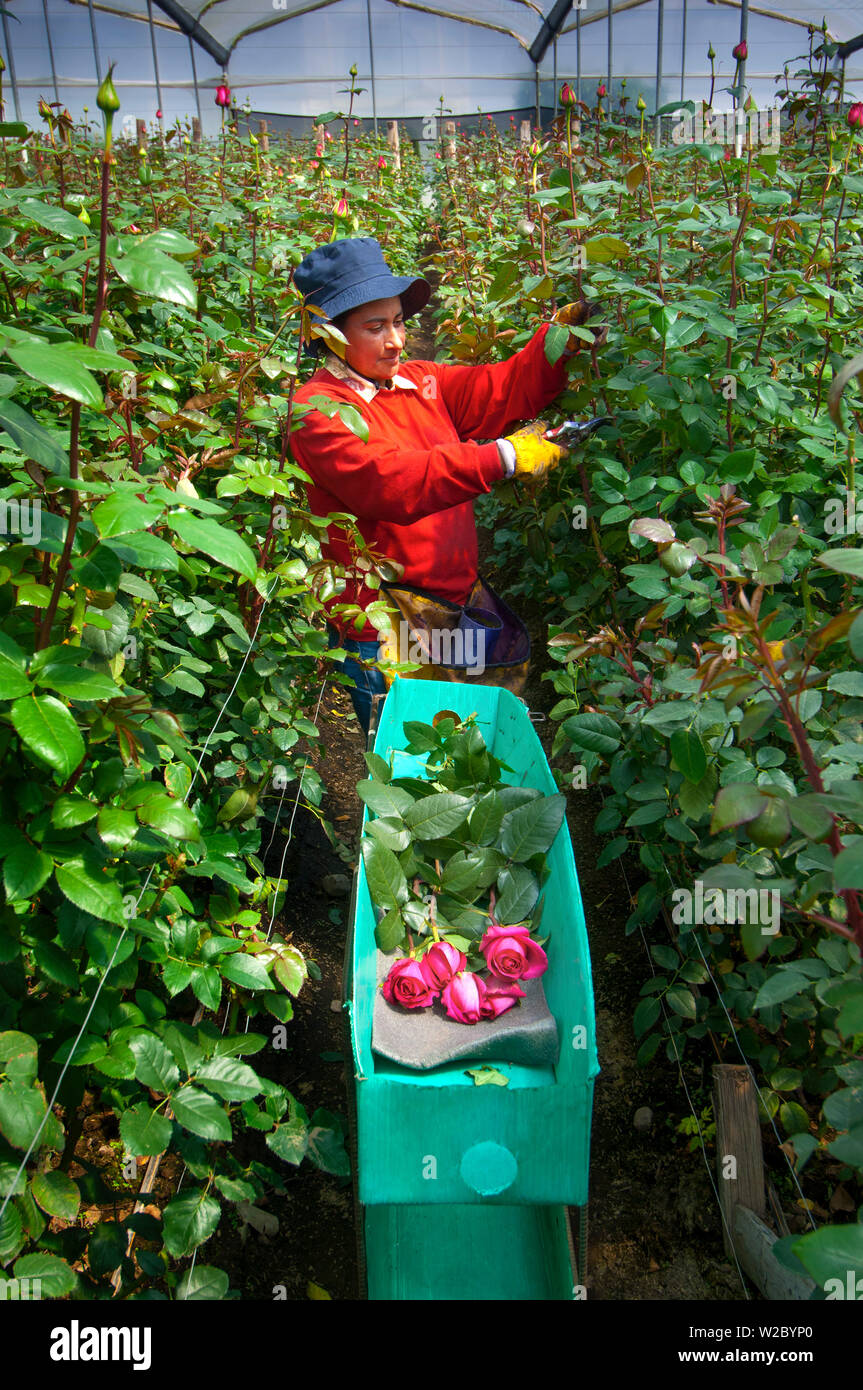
[[3, 0, 862, 131]]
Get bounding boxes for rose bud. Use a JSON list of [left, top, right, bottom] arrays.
[[708, 43, 716, 61], [334, 197, 348, 216], [215, 84, 231, 108], [156, 109, 162, 119], [377, 154, 387, 168], [560, 82, 576, 107], [420, 941, 466, 992], [382, 957, 438, 1010], [96, 67, 120, 115], [597, 84, 607, 98], [482, 983, 526, 1020], [732, 40, 748, 61], [480, 922, 548, 983], [848, 103, 863, 129], [636, 93, 647, 112], [441, 971, 487, 1024]]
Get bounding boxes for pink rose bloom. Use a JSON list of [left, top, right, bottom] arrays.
[[482, 983, 525, 1020], [420, 941, 466, 992], [383, 957, 438, 1010], [441, 971, 487, 1024], [848, 103, 863, 130], [480, 923, 548, 983]]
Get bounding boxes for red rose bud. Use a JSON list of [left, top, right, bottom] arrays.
[[382, 957, 437, 1010], [480, 922, 548, 983], [848, 103, 863, 129], [733, 40, 748, 61], [156, 109, 162, 119], [560, 82, 576, 107], [420, 941, 466, 992], [334, 197, 348, 216], [597, 84, 607, 97], [441, 971, 487, 1024], [377, 154, 387, 168], [215, 84, 231, 108], [481, 984, 526, 1020]]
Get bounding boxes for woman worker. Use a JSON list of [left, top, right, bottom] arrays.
[[291, 237, 604, 732]]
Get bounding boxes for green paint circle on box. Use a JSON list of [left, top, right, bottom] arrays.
[[460, 1141, 518, 1195]]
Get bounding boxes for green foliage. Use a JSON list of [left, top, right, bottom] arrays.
[[0, 106, 403, 1297], [420, 68, 863, 1287], [361, 714, 562, 964]]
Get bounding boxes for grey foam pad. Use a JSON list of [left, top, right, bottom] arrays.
[[371, 950, 560, 1071]]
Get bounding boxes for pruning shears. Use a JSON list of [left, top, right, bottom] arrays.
[[546, 417, 613, 446]]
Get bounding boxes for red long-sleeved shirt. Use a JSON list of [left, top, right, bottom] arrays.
[[290, 324, 569, 639]]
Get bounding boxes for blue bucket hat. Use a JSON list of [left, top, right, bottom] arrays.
[[295, 237, 431, 332]]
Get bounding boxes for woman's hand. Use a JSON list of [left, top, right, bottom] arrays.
[[502, 420, 569, 480]]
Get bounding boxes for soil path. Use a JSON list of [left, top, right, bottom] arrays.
[[205, 310, 750, 1302]]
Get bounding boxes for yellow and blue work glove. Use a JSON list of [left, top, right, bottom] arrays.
[[497, 420, 568, 481]]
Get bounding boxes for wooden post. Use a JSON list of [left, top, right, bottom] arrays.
[[713, 1064, 765, 1260], [386, 118, 400, 170], [519, 119, 531, 145], [313, 121, 325, 150], [135, 118, 148, 151], [443, 118, 456, 158], [732, 1207, 816, 1300], [258, 119, 269, 153], [191, 116, 202, 143]]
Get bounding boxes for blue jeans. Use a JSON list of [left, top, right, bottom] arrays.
[[327, 625, 386, 734]]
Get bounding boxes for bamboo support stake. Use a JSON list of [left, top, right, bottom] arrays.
[[519, 119, 531, 144], [191, 115, 202, 143], [443, 118, 456, 159], [258, 119, 269, 153], [387, 119, 401, 170], [135, 118, 147, 151]]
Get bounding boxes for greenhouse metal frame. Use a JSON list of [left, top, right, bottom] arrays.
[[2, 0, 862, 135]]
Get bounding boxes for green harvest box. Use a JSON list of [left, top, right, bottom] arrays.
[[346, 678, 599, 1207]]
